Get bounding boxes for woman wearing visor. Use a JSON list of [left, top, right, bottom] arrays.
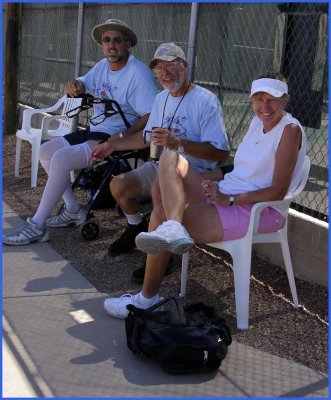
[[103, 70, 307, 319]]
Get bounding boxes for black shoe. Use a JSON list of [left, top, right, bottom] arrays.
[[131, 256, 176, 284], [108, 218, 148, 256]]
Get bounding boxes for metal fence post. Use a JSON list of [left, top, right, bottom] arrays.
[[72, 3, 85, 130], [75, 3, 85, 77], [187, 3, 199, 82], [3, 3, 21, 135]]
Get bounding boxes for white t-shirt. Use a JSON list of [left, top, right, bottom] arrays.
[[144, 85, 230, 172], [218, 112, 307, 212], [78, 55, 157, 135]]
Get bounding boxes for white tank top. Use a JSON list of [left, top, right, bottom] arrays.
[[218, 112, 307, 213]]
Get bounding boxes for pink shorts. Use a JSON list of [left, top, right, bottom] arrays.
[[209, 202, 285, 241]]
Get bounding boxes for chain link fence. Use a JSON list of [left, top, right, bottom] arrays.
[[10, 2, 329, 221]]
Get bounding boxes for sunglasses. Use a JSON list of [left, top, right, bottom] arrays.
[[101, 35, 127, 44], [152, 61, 182, 75]]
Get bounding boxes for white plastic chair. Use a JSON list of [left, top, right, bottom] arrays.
[[15, 95, 83, 188], [179, 156, 311, 330]]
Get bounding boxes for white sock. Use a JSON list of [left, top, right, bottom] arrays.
[[125, 213, 143, 225], [137, 292, 159, 307], [167, 219, 183, 227]]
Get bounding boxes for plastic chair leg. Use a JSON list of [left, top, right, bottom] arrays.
[[232, 246, 252, 330], [179, 252, 190, 297], [15, 138, 22, 177], [280, 240, 299, 307], [31, 141, 41, 188]]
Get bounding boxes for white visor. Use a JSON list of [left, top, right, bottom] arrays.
[[249, 78, 288, 98]]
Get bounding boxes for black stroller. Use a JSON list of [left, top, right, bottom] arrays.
[[56, 95, 149, 241]]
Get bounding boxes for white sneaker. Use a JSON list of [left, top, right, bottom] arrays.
[[104, 293, 164, 319], [135, 220, 194, 255], [2, 217, 49, 246], [46, 205, 86, 227]]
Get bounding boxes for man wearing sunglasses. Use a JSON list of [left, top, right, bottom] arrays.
[[91, 43, 230, 285], [3, 19, 157, 246]]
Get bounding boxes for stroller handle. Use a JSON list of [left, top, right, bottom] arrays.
[[66, 95, 131, 129]]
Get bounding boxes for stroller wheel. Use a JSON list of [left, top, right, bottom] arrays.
[[79, 220, 100, 241]]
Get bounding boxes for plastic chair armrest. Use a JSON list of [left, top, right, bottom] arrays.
[[21, 96, 67, 131], [248, 199, 292, 236]]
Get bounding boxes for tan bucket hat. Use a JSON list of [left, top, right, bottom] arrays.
[[92, 18, 137, 47]]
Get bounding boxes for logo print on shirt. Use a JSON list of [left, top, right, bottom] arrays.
[[164, 115, 187, 139], [95, 84, 118, 111]]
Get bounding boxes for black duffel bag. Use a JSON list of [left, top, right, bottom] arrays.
[[125, 297, 232, 374]]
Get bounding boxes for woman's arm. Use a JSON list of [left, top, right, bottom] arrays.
[[203, 124, 302, 205]]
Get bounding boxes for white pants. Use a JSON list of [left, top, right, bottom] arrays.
[[32, 137, 99, 227]]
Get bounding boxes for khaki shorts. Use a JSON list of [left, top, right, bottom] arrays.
[[129, 161, 159, 197]]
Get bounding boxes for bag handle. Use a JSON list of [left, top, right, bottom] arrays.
[[127, 297, 187, 325], [168, 297, 187, 326], [131, 319, 144, 354], [140, 297, 187, 326]]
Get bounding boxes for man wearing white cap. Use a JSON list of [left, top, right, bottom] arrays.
[[3, 19, 157, 246], [91, 42, 230, 282]]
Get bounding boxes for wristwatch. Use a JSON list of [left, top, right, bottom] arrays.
[[229, 195, 235, 206], [177, 138, 184, 153]]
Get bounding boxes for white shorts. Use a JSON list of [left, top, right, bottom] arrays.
[[130, 161, 159, 197]]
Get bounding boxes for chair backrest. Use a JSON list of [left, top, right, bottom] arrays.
[[284, 155, 311, 200], [245, 155, 310, 240]]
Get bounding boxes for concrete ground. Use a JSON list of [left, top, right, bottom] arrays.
[[2, 201, 329, 398]]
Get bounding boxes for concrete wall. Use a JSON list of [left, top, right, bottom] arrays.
[[254, 210, 328, 288]]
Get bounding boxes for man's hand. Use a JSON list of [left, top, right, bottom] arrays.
[[150, 127, 181, 149], [65, 79, 85, 98], [90, 141, 114, 162]]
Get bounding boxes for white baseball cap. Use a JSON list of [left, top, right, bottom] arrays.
[[149, 42, 186, 69]]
